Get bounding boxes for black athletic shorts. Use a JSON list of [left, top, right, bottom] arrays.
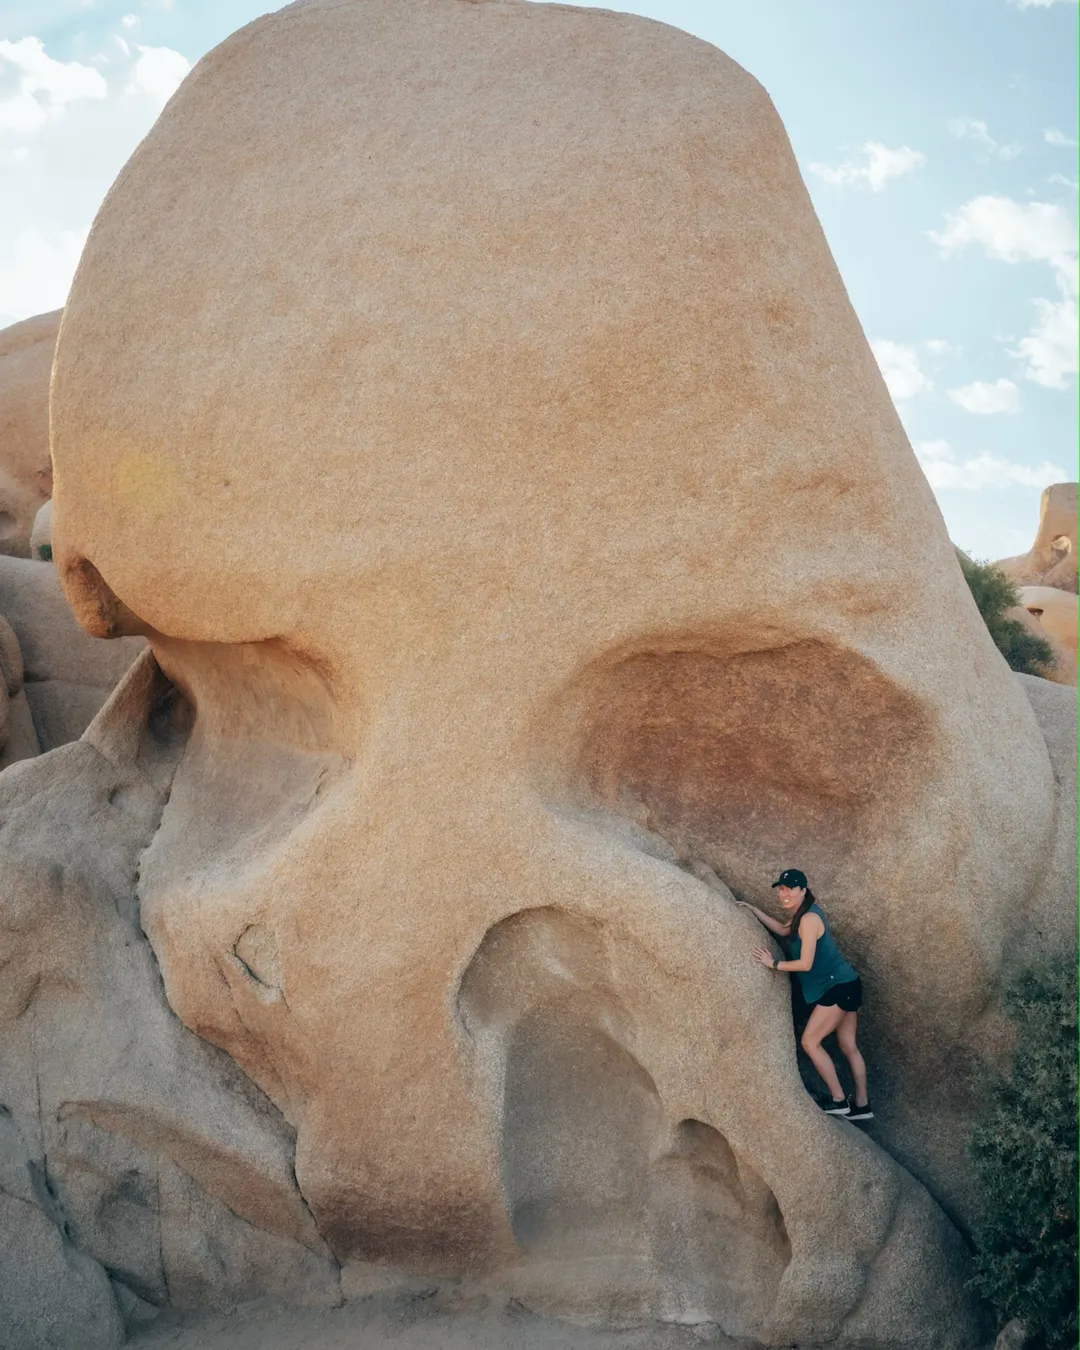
[[812, 977, 863, 1012]]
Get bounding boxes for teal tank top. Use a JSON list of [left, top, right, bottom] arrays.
[[789, 904, 858, 1004]]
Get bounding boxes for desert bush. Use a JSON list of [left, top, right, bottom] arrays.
[[956, 551, 1054, 677], [967, 962, 1078, 1350]]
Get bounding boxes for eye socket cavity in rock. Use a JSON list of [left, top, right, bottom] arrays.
[[533, 636, 934, 905]]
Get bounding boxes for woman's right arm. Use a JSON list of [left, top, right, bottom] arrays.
[[736, 901, 790, 937]]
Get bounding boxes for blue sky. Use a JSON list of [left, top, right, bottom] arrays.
[[1, 0, 1076, 559]]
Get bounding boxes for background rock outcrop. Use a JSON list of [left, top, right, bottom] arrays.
[[994, 482, 1078, 594], [0, 654, 340, 1344], [0, 555, 143, 752], [0, 310, 60, 558]]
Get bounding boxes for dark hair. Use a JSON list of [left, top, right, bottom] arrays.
[[784, 886, 817, 942]]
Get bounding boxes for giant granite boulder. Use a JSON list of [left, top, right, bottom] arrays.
[[3, 2, 1075, 1347]]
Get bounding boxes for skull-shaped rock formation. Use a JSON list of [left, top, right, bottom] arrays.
[[995, 482, 1078, 594], [25, 0, 1076, 1345], [0, 310, 60, 558]]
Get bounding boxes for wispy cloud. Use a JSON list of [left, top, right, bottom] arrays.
[[1044, 126, 1078, 147], [1009, 0, 1077, 9], [915, 440, 1066, 490], [0, 37, 107, 132], [870, 340, 933, 400], [0, 30, 191, 324], [931, 196, 1078, 389], [947, 378, 1022, 414], [125, 45, 190, 102], [809, 142, 926, 192], [948, 117, 1021, 160], [924, 338, 963, 358]]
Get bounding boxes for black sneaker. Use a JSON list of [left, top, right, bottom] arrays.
[[820, 1097, 850, 1115], [847, 1099, 874, 1120]]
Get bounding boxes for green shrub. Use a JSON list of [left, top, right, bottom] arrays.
[[967, 962, 1078, 1350], [956, 551, 1055, 678], [37, 543, 52, 562]]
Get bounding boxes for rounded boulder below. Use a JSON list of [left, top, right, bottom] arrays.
[[1017, 584, 1078, 662]]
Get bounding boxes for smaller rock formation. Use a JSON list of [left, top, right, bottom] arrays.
[[1017, 584, 1078, 661], [0, 555, 143, 755], [0, 611, 40, 770], [994, 482, 1078, 594], [1005, 602, 1077, 687], [0, 310, 60, 557], [31, 498, 52, 560], [0, 654, 341, 1343]]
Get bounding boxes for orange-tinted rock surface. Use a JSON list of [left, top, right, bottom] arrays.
[[2, 3, 1073, 1347]]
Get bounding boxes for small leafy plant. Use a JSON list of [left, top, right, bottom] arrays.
[[967, 962, 1078, 1350], [956, 551, 1055, 677]]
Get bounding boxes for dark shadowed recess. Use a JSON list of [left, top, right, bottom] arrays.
[[459, 907, 789, 1335]]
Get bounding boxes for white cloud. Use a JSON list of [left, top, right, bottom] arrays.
[[1010, 0, 1077, 8], [930, 196, 1075, 268], [0, 32, 192, 324], [948, 117, 1021, 161], [810, 141, 926, 192], [924, 338, 962, 358], [915, 441, 1067, 491], [125, 45, 190, 104], [121, 13, 140, 27], [1049, 173, 1079, 190], [948, 378, 1022, 414], [1044, 127, 1078, 147], [0, 37, 107, 132], [870, 340, 933, 400], [1012, 294, 1079, 388], [0, 227, 88, 327], [931, 196, 1078, 388]]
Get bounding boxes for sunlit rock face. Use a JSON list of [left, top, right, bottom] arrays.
[[11, 0, 1073, 1345]]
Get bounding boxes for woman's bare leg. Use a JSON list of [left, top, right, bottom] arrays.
[[801, 1004, 847, 1100], [836, 1011, 868, 1107]]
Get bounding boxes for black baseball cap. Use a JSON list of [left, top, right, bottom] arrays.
[[771, 868, 807, 889]]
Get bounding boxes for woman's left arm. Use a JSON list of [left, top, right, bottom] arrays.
[[751, 914, 820, 971]]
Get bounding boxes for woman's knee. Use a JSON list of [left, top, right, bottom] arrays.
[[800, 1030, 822, 1055]]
